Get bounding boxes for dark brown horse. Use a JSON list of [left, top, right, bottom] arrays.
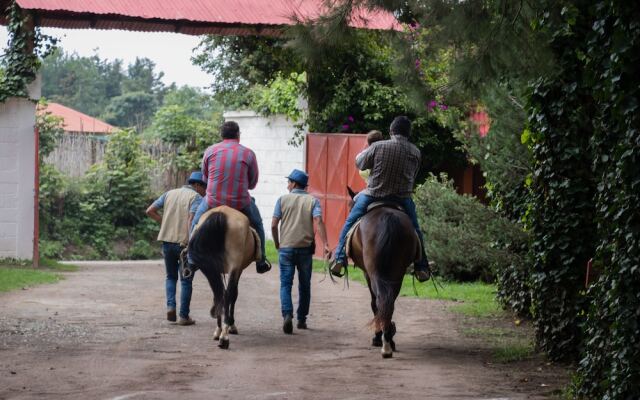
[[184, 206, 261, 349], [346, 191, 422, 358]]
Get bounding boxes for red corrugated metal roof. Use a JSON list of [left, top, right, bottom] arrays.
[[11, 0, 399, 35], [38, 102, 115, 134]]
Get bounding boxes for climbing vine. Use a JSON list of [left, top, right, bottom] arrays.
[[526, 1, 639, 397], [0, 0, 57, 102], [576, 1, 640, 398], [526, 2, 598, 361]]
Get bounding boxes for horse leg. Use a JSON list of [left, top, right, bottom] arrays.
[[380, 310, 395, 358], [219, 270, 240, 349], [214, 315, 222, 341], [227, 270, 241, 335], [375, 281, 401, 359], [365, 274, 383, 347]]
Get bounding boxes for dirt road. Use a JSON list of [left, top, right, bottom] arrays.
[[0, 261, 566, 399]]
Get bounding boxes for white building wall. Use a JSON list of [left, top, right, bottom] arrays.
[[223, 111, 305, 239], [0, 98, 36, 259]]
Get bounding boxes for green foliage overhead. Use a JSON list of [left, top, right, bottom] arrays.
[[192, 35, 301, 108], [0, 1, 57, 101]]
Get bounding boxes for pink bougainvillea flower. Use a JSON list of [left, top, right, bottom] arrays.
[[439, 104, 448, 110], [347, 115, 354, 122], [342, 124, 350, 131]]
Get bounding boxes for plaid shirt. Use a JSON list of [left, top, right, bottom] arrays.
[[356, 135, 421, 198], [202, 139, 258, 210]]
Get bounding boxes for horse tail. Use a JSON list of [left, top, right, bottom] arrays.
[[370, 211, 403, 332], [375, 211, 402, 277], [189, 212, 227, 316]]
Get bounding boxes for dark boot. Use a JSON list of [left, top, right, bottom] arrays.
[[283, 315, 293, 334], [329, 259, 346, 277], [256, 259, 271, 274], [413, 261, 433, 283]]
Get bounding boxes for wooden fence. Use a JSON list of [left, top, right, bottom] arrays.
[[44, 134, 187, 193]]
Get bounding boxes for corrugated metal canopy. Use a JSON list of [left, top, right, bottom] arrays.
[[2, 0, 399, 36]]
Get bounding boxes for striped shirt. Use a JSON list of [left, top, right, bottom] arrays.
[[356, 135, 421, 198], [202, 139, 258, 210]]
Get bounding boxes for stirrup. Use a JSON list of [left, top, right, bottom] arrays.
[[329, 260, 346, 278]]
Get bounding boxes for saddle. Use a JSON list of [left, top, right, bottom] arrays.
[[345, 202, 421, 260]]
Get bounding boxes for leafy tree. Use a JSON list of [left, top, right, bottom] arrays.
[[161, 85, 222, 120], [41, 49, 122, 117], [103, 91, 157, 132], [122, 57, 166, 102], [146, 85, 222, 171], [83, 129, 153, 228], [192, 35, 301, 108]]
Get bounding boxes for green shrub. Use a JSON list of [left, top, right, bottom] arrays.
[[414, 174, 527, 282], [128, 240, 159, 260], [39, 239, 64, 259]]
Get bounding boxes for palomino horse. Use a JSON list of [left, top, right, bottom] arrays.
[[346, 192, 422, 358], [184, 205, 261, 349]]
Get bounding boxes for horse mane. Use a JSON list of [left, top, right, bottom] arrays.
[[188, 212, 227, 316]]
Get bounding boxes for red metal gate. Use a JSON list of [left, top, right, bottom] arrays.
[[306, 133, 367, 258]]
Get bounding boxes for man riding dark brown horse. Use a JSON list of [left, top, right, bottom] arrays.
[[330, 116, 432, 282]]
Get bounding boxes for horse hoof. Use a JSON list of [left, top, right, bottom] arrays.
[[382, 352, 393, 359], [229, 325, 238, 335], [218, 338, 229, 349]]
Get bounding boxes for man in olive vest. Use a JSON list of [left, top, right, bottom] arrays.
[[272, 169, 330, 334], [146, 171, 206, 326]]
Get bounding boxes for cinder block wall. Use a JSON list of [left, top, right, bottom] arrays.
[[223, 111, 305, 240], [0, 98, 36, 259]]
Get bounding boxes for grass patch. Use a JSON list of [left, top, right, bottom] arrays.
[[266, 240, 501, 318], [39, 258, 79, 272], [0, 267, 61, 292], [492, 341, 534, 363], [463, 326, 535, 363], [0, 258, 78, 293]]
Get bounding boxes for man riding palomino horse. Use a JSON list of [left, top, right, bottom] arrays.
[[189, 120, 271, 273], [330, 116, 432, 282]]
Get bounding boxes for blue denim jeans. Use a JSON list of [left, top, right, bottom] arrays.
[[162, 241, 193, 318], [278, 247, 313, 322], [333, 194, 428, 268], [190, 198, 266, 262]]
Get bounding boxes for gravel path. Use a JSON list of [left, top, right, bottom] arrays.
[[0, 261, 567, 400]]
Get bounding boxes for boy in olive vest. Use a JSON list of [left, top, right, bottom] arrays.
[[272, 169, 330, 334], [146, 171, 206, 326]]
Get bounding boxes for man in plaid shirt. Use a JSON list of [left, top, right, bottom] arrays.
[[190, 121, 271, 274], [330, 116, 431, 282]]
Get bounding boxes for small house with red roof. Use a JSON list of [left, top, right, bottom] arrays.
[[38, 102, 115, 136]]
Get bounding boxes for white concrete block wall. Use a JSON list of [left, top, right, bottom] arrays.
[[0, 98, 36, 259], [223, 111, 305, 240]]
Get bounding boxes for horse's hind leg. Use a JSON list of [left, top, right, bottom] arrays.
[[214, 315, 222, 341], [219, 270, 241, 349], [365, 274, 383, 347]]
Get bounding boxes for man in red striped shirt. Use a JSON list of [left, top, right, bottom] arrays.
[[190, 121, 271, 273]]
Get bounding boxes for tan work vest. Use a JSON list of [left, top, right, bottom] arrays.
[[157, 186, 199, 245], [278, 192, 317, 249]]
